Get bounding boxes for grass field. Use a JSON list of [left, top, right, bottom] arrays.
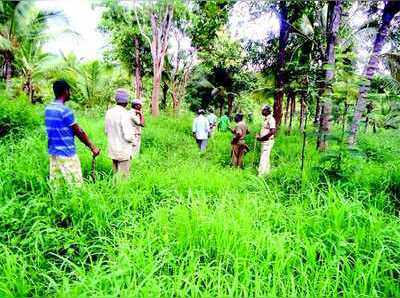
[[0, 106, 400, 297]]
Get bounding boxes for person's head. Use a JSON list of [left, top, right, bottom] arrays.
[[53, 80, 71, 101], [132, 99, 142, 110], [115, 88, 129, 107], [208, 108, 214, 114], [234, 113, 243, 123], [261, 105, 272, 117], [197, 109, 205, 116]]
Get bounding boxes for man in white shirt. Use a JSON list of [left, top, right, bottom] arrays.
[[105, 89, 136, 177], [256, 105, 276, 176], [207, 108, 218, 136], [192, 109, 210, 152]]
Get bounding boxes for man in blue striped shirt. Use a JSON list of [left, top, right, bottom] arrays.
[[45, 80, 100, 184]]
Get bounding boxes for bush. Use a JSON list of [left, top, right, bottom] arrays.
[[0, 92, 41, 137]]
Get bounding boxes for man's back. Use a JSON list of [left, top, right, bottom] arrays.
[[193, 115, 210, 140], [105, 105, 134, 160], [45, 101, 76, 157]]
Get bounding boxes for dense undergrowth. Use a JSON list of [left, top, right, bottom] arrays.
[[0, 102, 400, 297]]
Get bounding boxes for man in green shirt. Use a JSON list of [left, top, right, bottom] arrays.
[[218, 112, 230, 132]]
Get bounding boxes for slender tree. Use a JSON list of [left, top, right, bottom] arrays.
[[134, 37, 143, 98], [348, 1, 400, 146], [273, 0, 289, 129], [317, 0, 342, 151]]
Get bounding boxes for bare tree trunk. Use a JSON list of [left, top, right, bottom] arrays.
[[227, 94, 234, 116], [150, 6, 173, 117], [273, 0, 289, 129], [134, 37, 143, 99], [3, 51, 13, 90], [288, 90, 295, 134], [161, 81, 168, 110], [313, 89, 323, 126], [172, 90, 179, 114], [317, 0, 342, 151], [284, 94, 290, 125], [299, 91, 307, 132], [348, 1, 400, 146]]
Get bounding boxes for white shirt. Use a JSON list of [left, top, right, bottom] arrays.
[[105, 105, 136, 161], [192, 115, 210, 140], [260, 114, 276, 143], [207, 113, 217, 126]]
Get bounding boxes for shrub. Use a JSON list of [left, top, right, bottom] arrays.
[[0, 92, 41, 137]]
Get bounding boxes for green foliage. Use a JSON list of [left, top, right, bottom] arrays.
[[43, 54, 131, 107], [98, 0, 152, 75], [0, 92, 40, 137], [189, 0, 235, 51]]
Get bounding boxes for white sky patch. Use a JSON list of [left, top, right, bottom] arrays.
[[229, 2, 279, 42], [35, 0, 107, 60]]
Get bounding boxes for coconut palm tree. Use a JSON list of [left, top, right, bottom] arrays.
[[0, 1, 61, 90], [348, 1, 400, 146]]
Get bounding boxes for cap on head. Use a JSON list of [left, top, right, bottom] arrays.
[[132, 98, 142, 106], [262, 104, 272, 112], [234, 113, 243, 122], [115, 88, 129, 104]]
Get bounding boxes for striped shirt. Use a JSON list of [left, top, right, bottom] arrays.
[[45, 100, 76, 157]]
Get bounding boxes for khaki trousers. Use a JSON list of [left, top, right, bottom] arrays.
[[50, 155, 83, 185], [112, 159, 131, 178], [258, 140, 274, 176], [231, 143, 247, 168]]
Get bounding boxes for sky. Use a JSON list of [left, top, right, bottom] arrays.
[[35, 0, 107, 60]]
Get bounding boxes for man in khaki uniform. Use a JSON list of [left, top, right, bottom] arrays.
[[231, 113, 249, 168], [105, 89, 136, 177], [256, 105, 276, 176], [129, 99, 145, 158]]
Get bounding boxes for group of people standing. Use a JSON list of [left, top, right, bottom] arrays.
[[45, 80, 144, 184], [192, 105, 276, 176], [44, 79, 275, 185]]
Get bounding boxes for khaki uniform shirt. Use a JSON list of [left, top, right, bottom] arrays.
[[233, 121, 248, 144], [105, 105, 135, 161], [260, 114, 276, 143], [129, 109, 142, 136]]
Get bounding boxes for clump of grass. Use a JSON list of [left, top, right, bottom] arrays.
[[0, 109, 399, 296]]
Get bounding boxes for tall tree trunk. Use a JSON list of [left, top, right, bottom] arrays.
[[299, 91, 307, 132], [150, 6, 173, 117], [3, 51, 13, 90], [161, 81, 169, 110], [288, 90, 295, 134], [273, 1, 289, 129], [172, 89, 179, 114], [134, 37, 143, 99], [284, 93, 290, 126], [317, 0, 342, 151], [348, 1, 400, 146], [313, 89, 323, 126], [227, 94, 234, 116]]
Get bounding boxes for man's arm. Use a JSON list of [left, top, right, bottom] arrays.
[[257, 128, 276, 142], [72, 123, 100, 156]]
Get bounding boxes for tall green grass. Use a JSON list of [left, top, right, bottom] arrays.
[[0, 108, 399, 297]]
